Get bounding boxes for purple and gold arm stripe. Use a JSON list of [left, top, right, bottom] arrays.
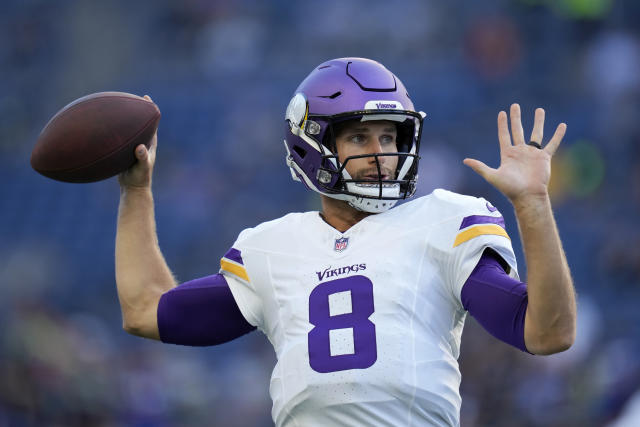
[[454, 215, 509, 247], [220, 248, 249, 282], [459, 215, 505, 230]]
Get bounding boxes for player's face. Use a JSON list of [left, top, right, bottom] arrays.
[[334, 120, 399, 181]]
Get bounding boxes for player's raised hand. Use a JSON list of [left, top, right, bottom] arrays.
[[463, 103, 566, 204], [118, 95, 158, 190]]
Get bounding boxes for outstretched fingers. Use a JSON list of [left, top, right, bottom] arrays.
[[463, 158, 497, 182], [497, 111, 512, 152], [545, 123, 567, 156], [530, 108, 545, 144], [509, 103, 526, 145]]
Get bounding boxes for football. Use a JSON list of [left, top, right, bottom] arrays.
[[30, 92, 161, 183]]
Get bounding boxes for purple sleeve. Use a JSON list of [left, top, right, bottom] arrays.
[[461, 250, 531, 354], [157, 274, 256, 346]]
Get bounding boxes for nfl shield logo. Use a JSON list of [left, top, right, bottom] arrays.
[[334, 237, 349, 252]]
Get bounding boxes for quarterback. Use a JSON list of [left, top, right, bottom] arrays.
[[115, 58, 576, 426]]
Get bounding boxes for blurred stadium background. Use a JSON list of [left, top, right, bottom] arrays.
[[1, 0, 640, 426]]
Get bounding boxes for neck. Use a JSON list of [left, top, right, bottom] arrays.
[[320, 196, 371, 233]]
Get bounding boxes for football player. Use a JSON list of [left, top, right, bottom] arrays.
[[115, 58, 576, 426]]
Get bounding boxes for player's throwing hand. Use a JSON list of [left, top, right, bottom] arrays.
[[118, 95, 158, 190], [463, 103, 566, 204]]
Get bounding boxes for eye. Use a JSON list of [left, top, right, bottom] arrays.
[[348, 134, 367, 144], [380, 134, 396, 145]]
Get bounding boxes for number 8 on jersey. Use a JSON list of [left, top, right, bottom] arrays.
[[308, 275, 377, 373]]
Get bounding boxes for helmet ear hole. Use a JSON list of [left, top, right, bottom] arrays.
[[293, 145, 307, 159]]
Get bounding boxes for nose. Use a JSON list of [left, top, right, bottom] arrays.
[[368, 141, 387, 165], [372, 139, 385, 153]]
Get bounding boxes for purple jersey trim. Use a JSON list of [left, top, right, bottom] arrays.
[[157, 274, 255, 346], [461, 251, 531, 354], [459, 215, 505, 230], [222, 247, 244, 265]]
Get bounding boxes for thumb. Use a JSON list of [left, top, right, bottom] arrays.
[[463, 158, 495, 181], [135, 144, 148, 161]]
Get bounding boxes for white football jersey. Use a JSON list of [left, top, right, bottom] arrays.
[[220, 189, 518, 427]]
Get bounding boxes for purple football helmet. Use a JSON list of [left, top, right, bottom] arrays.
[[284, 57, 425, 213]]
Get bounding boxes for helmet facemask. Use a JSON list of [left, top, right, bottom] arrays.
[[286, 105, 424, 213], [322, 111, 422, 200]]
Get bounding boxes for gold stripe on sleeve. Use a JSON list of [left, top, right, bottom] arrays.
[[453, 224, 510, 247], [220, 258, 250, 282]]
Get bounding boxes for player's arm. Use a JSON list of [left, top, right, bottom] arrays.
[[462, 249, 529, 352], [511, 188, 575, 355], [158, 274, 256, 345], [115, 105, 255, 344], [464, 104, 576, 355], [116, 121, 175, 339]]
